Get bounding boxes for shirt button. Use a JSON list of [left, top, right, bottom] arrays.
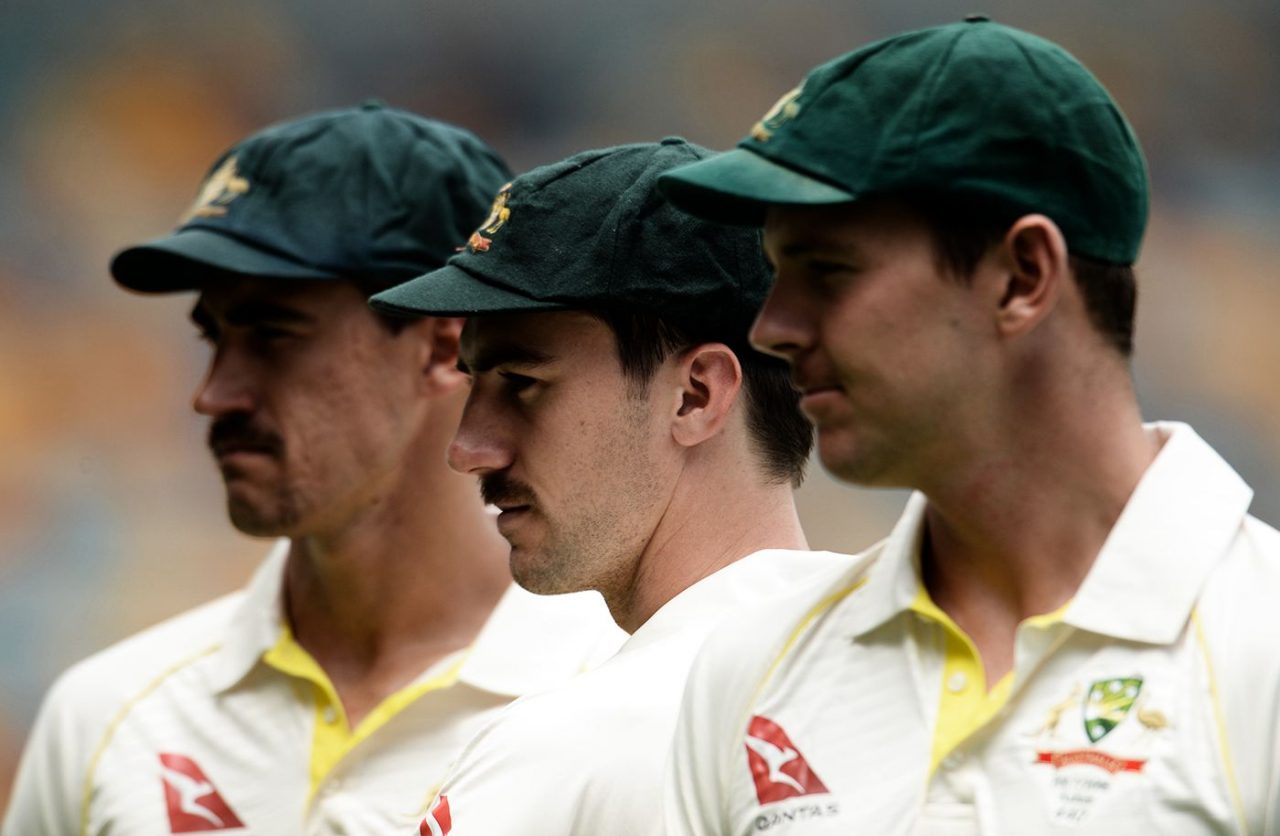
[[323, 706, 338, 724], [947, 672, 968, 693], [942, 752, 964, 770]]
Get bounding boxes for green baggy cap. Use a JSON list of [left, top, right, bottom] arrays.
[[659, 18, 1149, 265], [110, 101, 512, 292], [370, 138, 772, 341]]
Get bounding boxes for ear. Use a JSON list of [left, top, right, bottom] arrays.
[[416, 316, 469, 396], [669, 344, 743, 449], [991, 214, 1069, 341]]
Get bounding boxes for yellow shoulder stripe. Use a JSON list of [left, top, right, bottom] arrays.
[[1191, 609, 1250, 836], [750, 578, 868, 709], [79, 643, 222, 836]]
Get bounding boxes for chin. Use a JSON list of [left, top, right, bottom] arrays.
[[226, 496, 299, 538], [509, 548, 580, 596], [816, 439, 891, 488]]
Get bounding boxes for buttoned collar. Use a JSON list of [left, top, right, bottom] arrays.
[[210, 541, 625, 697], [622, 548, 855, 653], [843, 422, 1253, 645], [210, 539, 291, 694]]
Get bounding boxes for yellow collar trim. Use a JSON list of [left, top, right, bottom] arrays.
[[263, 624, 468, 801], [909, 586, 1069, 775]]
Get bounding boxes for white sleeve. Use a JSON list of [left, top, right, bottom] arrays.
[[1198, 519, 1280, 836], [422, 703, 597, 836], [664, 554, 873, 836], [2, 672, 95, 836], [663, 613, 781, 836], [664, 636, 736, 836]]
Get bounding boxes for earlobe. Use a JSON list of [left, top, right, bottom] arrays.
[[670, 345, 743, 449], [994, 215, 1068, 339]]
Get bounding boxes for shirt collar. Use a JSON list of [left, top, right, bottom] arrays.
[[209, 540, 626, 699], [455, 584, 627, 698], [622, 549, 854, 653], [841, 492, 930, 639], [1065, 421, 1252, 643], [210, 539, 291, 694], [843, 422, 1253, 645]]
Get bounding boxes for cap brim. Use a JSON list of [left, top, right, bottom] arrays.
[[657, 148, 856, 226], [111, 228, 336, 293], [369, 263, 566, 319]]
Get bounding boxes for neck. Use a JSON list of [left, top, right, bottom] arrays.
[[918, 356, 1159, 683], [282, 395, 510, 724], [609, 459, 808, 633]]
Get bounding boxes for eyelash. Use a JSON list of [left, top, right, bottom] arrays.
[[499, 371, 537, 393], [809, 260, 853, 276]]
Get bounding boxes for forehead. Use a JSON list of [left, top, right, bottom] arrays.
[[460, 310, 616, 367]]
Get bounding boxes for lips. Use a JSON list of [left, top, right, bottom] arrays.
[[210, 441, 277, 461], [793, 375, 846, 419]]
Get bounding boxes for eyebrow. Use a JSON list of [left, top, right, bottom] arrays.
[[457, 343, 555, 375], [775, 241, 853, 260]]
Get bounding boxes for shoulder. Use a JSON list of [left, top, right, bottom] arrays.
[[461, 641, 681, 767], [674, 548, 878, 772], [688, 549, 877, 703], [39, 592, 242, 731], [1191, 514, 1280, 823], [440, 645, 698, 834], [4, 593, 244, 834], [1197, 514, 1280, 634]]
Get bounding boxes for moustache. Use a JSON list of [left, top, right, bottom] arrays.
[[207, 415, 284, 458], [480, 473, 537, 509]]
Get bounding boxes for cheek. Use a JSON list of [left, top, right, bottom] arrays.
[[282, 370, 412, 473]]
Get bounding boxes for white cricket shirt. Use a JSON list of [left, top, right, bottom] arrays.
[[3, 543, 624, 836], [416, 548, 859, 836], [667, 423, 1280, 835]]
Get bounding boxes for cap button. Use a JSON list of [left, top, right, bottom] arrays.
[[964, 14, 990, 22], [659, 136, 687, 146], [360, 98, 387, 110]]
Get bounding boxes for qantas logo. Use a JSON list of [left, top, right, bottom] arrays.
[[744, 716, 829, 805], [158, 753, 245, 832], [419, 795, 452, 835]]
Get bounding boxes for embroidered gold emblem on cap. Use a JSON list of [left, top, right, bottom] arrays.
[[181, 157, 250, 223], [465, 183, 512, 253], [751, 85, 804, 142]]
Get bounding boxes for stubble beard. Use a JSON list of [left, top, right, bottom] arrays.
[[224, 482, 304, 537]]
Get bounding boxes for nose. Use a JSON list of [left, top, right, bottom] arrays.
[[446, 394, 514, 476], [192, 346, 257, 418], [749, 274, 813, 363]]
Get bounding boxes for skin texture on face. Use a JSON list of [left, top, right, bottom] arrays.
[[448, 311, 675, 603], [752, 200, 998, 488], [191, 278, 430, 537]]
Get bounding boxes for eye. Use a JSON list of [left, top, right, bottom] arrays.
[[808, 259, 854, 277], [499, 371, 538, 394], [251, 324, 298, 342]]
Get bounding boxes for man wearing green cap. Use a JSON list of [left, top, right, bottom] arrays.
[[658, 19, 1280, 834], [3, 104, 622, 836], [369, 138, 854, 835]]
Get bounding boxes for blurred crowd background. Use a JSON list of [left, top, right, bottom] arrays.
[[2, 0, 1278, 809]]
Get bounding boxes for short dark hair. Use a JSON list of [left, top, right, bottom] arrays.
[[903, 192, 1137, 357], [589, 307, 812, 487]]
